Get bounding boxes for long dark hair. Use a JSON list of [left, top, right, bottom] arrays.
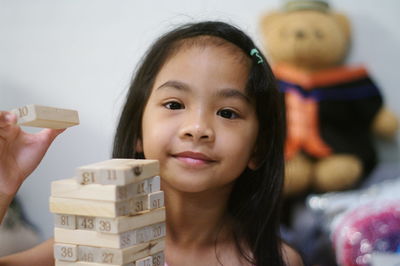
[[113, 21, 285, 266]]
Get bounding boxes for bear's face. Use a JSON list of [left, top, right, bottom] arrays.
[[260, 10, 350, 70]]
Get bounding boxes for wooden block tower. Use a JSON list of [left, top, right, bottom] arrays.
[[49, 159, 166, 266], [9, 104, 166, 265]]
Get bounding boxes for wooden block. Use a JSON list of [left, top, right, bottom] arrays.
[[77, 216, 96, 231], [50, 191, 164, 218], [51, 179, 133, 202], [148, 191, 164, 210], [54, 243, 78, 262], [51, 176, 160, 202], [121, 222, 165, 248], [76, 245, 99, 263], [86, 239, 164, 265], [151, 252, 165, 266], [55, 251, 163, 266], [55, 261, 133, 266], [55, 214, 77, 229], [50, 196, 134, 217], [95, 207, 165, 234], [76, 159, 159, 185], [55, 207, 165, 234], [147, 176, 160, 194], [10, 104, 79, 129], [54, 238, 164, 265], [54, 208, 165, 234], [133, 176, 160, 198], [54, 222, 165, 249], [135, 256, 151, 266]]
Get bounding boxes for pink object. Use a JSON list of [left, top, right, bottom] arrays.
[[332, 200, 400, 266]]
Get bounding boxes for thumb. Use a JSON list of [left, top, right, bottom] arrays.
[[37, 128, 67, 145]]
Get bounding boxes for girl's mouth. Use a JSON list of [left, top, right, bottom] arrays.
[[172, 151, 216, 166]]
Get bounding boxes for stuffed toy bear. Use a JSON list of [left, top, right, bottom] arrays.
[[259, 0, 398, 196]]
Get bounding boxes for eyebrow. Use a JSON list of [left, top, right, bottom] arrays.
[[216, 88, 251, 103], [157, 80, 190, 92], [156, 80, 251, 103]]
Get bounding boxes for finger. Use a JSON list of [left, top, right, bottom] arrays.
[[0, 112, 20, 140], [37, 128, 67, 145], [0, 111, 17, 127]]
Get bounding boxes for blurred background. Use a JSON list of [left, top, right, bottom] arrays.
[[0, 0, 399, 264]]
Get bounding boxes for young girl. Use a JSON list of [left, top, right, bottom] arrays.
[[0, 21, 303, 265]]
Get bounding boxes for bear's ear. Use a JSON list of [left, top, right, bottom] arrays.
[[260, 12, 284, 32], [332, 12, 351, 39]]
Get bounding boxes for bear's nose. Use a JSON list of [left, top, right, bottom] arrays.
[[295, 30, 306, 39]]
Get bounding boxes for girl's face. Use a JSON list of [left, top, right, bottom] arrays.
[[140, 44, 259, 193]]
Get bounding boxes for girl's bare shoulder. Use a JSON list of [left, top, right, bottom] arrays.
[[281, 242, 304, 266]]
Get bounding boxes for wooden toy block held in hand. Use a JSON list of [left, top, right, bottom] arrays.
[[10, 104, 79, 129], [76, 159, 159, 185]]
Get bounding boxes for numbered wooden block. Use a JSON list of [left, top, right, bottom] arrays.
[[146, 176, 160, 195], [50, 191, 164, 218], [151, 252, 165, 266], [10, 104, 79, 129], [135, 256, 151, 266], [84, 239, 164, 265], [76, 159, 159, 185], [76, 249, 163, 266], [120, 222, 166, 248], [51, 176, 160, 202], [77, 245, 101, 263], [54, 222, 165, 249], [54, 207, 165, 234], [148, 191, 164, 210], [51, 179, 134, 202], [54, 243, 78, 262], [50, 196, 133, 217], [55, 250, 163, 266], [95, 207, 165, 234], [77, 216, 96, 231], [74, 160, 118, 185], [55, 261, 134, 266], [55, 239, 164, 265], [133, 176, 160, 198], [54, 214, 76, 229]]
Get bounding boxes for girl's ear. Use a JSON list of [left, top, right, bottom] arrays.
[[135, 138, 143, 153]]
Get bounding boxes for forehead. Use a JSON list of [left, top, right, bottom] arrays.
[[154, 44, 251, 94], [168, 35, 251, 68]]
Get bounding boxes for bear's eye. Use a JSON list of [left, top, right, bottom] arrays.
[[315, 30, 324, 39]]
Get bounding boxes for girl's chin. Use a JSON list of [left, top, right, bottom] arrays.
[[162, 176, 215, 194]]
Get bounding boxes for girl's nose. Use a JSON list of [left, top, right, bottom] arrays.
[[179, 113, 215, 143]]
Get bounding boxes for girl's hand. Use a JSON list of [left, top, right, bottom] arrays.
[[0, 111, 65, 196]]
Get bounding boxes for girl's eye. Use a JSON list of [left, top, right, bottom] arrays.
[[217, 109, 239, 119], [164, 101, 184, 110]]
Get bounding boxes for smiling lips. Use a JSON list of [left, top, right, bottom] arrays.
[[173, 151, 216, 166]]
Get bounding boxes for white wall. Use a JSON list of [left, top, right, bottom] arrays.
[[0, 0, 399, 241]]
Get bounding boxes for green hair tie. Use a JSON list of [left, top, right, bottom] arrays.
[[250, 48, 264, 64]]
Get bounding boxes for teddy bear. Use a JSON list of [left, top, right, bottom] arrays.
[[259, 0, 398, 196]]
